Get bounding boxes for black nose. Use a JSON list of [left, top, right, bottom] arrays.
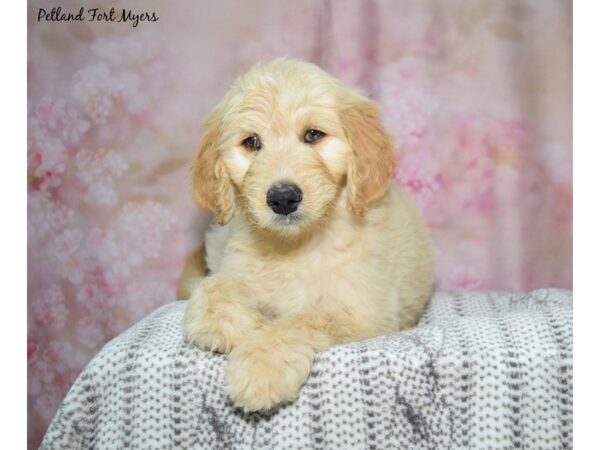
[[266, 183, 303, 215]]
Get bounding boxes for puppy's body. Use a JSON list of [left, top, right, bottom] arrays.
[[182, 59, 433, 411], [200, 186, 432, 334]]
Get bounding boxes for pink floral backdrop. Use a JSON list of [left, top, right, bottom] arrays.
[[27, 0, 572, 447]]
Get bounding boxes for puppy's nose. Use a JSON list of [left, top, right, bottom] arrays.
[[266, 183, 303, 215]]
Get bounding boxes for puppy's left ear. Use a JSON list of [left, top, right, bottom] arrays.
[[341, 94, 395, 217], [191, 110, 234, 225]]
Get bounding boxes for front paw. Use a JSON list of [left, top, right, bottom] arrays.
[[224, 330, 314, 411], [183, 276, 260, 354], [183, 289, 232, 353]]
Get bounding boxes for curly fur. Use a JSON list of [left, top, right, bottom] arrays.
[[180, 58, 434, 411]]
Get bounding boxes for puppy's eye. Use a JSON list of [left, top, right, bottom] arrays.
[[304, 129, 326, 144], [242, 134, 262, 151]]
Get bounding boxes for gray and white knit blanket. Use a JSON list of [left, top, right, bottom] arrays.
[[41, 289, 572, 450]]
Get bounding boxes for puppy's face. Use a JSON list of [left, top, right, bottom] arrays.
[[221, 80, 350, 237], [192, 60, 394, 238]]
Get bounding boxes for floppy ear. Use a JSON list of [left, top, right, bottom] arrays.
[[340, 94, 395, 217], [191, 112, 234, 225]]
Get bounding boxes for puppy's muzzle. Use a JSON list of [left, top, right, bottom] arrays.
[[266, 183, 303, 216]]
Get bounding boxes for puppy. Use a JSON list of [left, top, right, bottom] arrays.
[[181, 59, 434, 411]]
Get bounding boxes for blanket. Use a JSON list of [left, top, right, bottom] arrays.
[[41, 289, 573, 449]]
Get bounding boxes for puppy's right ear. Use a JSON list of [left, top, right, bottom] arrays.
[[191, 111, 234, 225], [341, 94, 394, 217]]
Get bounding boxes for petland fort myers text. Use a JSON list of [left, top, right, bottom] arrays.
[[37, 7, 158, 28]]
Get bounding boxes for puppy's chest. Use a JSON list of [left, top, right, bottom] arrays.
[[229, 238, 361, 315]]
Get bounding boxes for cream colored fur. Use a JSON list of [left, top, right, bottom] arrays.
[[181, 59, 434, 411]]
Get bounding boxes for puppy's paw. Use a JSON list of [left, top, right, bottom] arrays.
[[183, 289, 233, 353], [224, 330, 314, 411], [183, 276, 260, 354]]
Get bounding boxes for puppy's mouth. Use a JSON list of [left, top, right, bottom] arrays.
[[271, 211, 302, 226]]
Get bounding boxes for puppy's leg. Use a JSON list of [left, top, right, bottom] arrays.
[[225, 310, 372, 411], [183, 274, 263, 354], [177, 243, 208, 299]]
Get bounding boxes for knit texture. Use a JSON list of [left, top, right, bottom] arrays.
[[41, 289, 573, 449]]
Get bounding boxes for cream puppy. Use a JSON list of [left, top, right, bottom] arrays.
[[181, 59, 434, 411]]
